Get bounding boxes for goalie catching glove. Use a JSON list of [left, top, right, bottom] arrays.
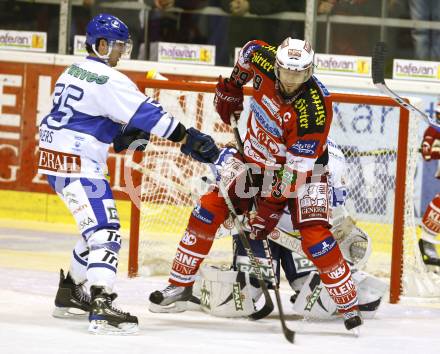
[[214, 76, 244, 125], [181, 127, 220, 163]]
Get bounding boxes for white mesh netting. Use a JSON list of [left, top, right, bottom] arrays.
[[135, 86, 440, 300]]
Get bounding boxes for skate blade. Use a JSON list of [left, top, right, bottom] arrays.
[[350, 327, 361, 337], [88, 320, 139, 335], [149, 301, 188, 313], [52, 306, 88, 319]]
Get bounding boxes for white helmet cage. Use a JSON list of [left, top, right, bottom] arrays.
[[274, 38, 315, 93]]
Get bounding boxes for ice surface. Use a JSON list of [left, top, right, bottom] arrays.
[[0, 225, 439, 354]]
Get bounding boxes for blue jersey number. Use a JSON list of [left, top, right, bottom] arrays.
[[46, 84, 84, 129]]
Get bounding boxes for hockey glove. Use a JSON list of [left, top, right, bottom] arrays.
[[249, 198, 285, 240], [421, 126, 440, 161], [113, 127, 150, 153], [181, 127, 220, 163], [214, 76, 244, 125]]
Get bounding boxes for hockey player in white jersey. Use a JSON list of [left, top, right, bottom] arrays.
[[38, 13, 219, 335]]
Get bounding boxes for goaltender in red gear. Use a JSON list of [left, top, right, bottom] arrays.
[[150, 38, 362, 330], [420, 105, 440, 242]]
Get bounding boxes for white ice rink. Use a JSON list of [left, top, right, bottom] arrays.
[[1, 223, 440, 354]]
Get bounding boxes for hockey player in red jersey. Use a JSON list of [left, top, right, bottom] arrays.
[[418, 103, 440, 267], [150, 37, 362, 330]]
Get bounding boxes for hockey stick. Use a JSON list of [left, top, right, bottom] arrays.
[[372, 42, 433, 126], [228, 115, 295, 343]]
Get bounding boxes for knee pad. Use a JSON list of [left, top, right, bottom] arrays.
[[87, 228, 121, 273]]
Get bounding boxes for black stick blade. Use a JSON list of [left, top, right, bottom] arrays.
[[372, 42, 387, 84], [283, 328, 295, 343]]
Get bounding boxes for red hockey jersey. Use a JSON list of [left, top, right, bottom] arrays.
[[230, 40, 333, 174]]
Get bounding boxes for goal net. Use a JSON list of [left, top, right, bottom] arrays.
[[128, 80, 440, 303]]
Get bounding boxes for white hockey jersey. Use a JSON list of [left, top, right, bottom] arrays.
[[38, 57, 178, 178]]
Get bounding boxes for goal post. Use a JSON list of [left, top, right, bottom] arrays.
[[126, 79, 438, 304]]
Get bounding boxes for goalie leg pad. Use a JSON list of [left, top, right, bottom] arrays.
[[192, 266, 258, 318], [86, 228, 121, 290], [169, 190, 229, 286], [292, 270, 385, 320]]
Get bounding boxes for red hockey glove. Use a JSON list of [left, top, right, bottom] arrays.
[[214, 76, 243, 125], [249, 199, 285, 240], [421, 126, 440, 161]]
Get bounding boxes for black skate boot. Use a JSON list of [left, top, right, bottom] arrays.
[[88, 286, 138, 335], [149, 284, 194, 313], [52, 269, 91, 319], [343, 308, 363, 333]]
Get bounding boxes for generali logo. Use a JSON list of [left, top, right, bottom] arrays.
[[393, 59, 440, 82]]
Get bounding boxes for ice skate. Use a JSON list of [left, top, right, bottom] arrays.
[[149, 284, 194, 313], [343, 308, 363, 335], [52, 269, 91, 319], [88, 286, 138, 335]]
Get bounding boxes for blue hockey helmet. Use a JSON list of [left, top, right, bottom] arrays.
[[86, 14, 132, 59]]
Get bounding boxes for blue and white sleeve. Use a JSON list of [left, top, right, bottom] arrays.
[[101, 72, 179, 139]]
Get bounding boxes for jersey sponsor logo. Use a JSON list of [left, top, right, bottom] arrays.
[[251, 51, 274, 73], [79, 216, 96, 230], [72, 204, 88, 215], [299, 183, 329, 222], [107, 207, 119, 221], [39, 128, 53, 143], [289, 140, 319, 156], [244, 140, 278, 167], [38, 148, 81, 173], [242, 42, 261, 62], [308, 236, 337, 259], [181, 231, 197, 246], [327, 263, 347, 280], [250, 135, 270, 157], [67, 64, 109, 85], [261, 94, 280, 115], [294, 98, 311, 130], [175, 249, 201, 267], [327, 278, 355, 297], [250, 99, 282, 137], [192, 205, 214, 224], [309, 88, 326, 127], [294, 82, 327, 136]]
